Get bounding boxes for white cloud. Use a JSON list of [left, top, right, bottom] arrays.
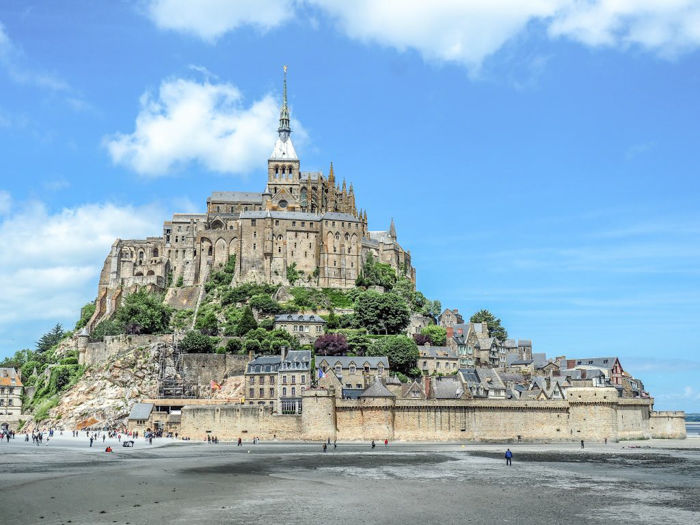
[[142, 1, 700, 71], [146, 0, 295, 42], [0, 198, 163, 327], [104, 75, 301, 176], [0, 190, 10, 215]]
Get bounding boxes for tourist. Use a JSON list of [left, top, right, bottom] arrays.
[[333, 440, 337, 449], [384, 439, 388, 447], [581, 440, 584, 449], [323, 443, 327, 452], [238, 437, 242, 446], [371, 440, 375, 449], [505, 449, 513, 466], [105, 446, 112, 453], [90, 436, 94, 447], [103, 435, 106, 443]]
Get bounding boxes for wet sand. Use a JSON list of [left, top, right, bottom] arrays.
[[2, 436, 699, 524]]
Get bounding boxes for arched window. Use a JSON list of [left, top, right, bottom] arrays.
[[335, 233, 340, 240], [152, 248, 158, 258], [208, 246, 213, 256], [138, 251, 144, 262], [344, 233, 349, 241], [300, 187, 308, 206]]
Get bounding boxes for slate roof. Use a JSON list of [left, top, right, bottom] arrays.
[[511, 360, 534, 366], [418, 346, 457, 359], [360, 380, 395, 398], [270, 135, 298, 160], [518, 339, 532, 347], [282, 350, 311, 371], [458, 368, 481, 385], [476, 337, 496, 349], [323, 212, 360, 222], [503, 339, 517, 348], [317, 356, 389, 370], [274, 314, 326, 324], [532, 353, 548, 368], [476, 368, 506, 390], [246, 356, 282, 374], [433, 377, 465, 399], [128, 403, 154, 421], [342, 388, 364, 399], [209, 191, 263, 203], [300, 171, 323, 181], [570, 357, 619, 370]]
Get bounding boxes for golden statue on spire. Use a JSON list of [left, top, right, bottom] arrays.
[[283, 65, 287, 73]]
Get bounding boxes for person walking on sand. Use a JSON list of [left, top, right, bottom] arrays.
[[505, 449, 513, 466], [384, 439, 388, 447], [90, 436, 93, 447], [238, 437, 242, 447], [581, 439, 584, 449], [371, 440, 376, 449], [333, 440, 337, 450], [323, 443, 327, 452]]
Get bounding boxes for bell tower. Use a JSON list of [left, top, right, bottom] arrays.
[[268, 66, 300, 191]]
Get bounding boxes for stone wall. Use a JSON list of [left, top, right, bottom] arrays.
[[178, 387, 685, 442], [180, 404, 302, 439], [85, 334, 176, 367], [649, 411, 687, 439], [181, 354, 248, 385]]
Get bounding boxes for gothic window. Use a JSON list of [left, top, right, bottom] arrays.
[[138, 251, 144, 261], [153, 248, 159, 257], [300, 188, 308, 206], [344, 233, 349, 241], [208, 246, 213, 256], [335, 233, 340, 240]]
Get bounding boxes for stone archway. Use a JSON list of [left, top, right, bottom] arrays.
[[214, 238, 228, 267]]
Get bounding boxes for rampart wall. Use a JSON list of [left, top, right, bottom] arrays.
[[84, 334, 175, 366], [181, 354, 248, 384], [179, 387, 686, 442]]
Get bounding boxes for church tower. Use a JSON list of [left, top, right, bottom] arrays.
[[268, 66, 301, 202]]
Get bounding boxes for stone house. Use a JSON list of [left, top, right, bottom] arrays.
[[563, 357, 625, 387], [457, 368, 508, 399], [0, 368, 22, 419], [245, 355, 282, 406], [278, 350, 311, 414], [475, 337, 500, 368], [316, 356, 389, 390], [274, 314, 326, 345], [448, 322, 488, 368], [438, 308, 464, 328], [418, 345, 459, 375], [517, 340, 533, 361]]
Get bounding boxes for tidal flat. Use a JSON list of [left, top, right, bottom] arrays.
[[1, 436, 699, 524]]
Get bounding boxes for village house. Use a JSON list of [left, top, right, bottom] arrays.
[[245, 355, 281, 406], [278, 350, 311, 414], [438, 308, 464, 328], [0, 368, 22, 419], [273, 314, 326, 345], [418, 345, 459, 375], [458, 368, 506, 399], [316, 356, 389, 390], [562, 357, 625, 386]]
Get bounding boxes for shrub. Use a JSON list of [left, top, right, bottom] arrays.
[[243, 339, 261, 354], [249, 294, 283, 315], [355, 291, 410, 335], [195, 310, 219, 336], [115, 289, 171, 335], [88, 319, 122, 342], [179, 330, 215, 353], [225, 338, 243, 354], [413, 334, 431, 345], [286, 262, 302, 285], [314, 334, 348, 356], [222, 282, 278, 306], [176, 275, 184, 287], [75, 302, 96, 330], [236, 306, 258, 336], [420, 325, 447, 346]]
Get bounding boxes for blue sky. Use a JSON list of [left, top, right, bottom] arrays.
[[0, 1, 698, 411]]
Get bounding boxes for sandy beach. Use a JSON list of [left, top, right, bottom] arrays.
[[1, 435, 699, 525]]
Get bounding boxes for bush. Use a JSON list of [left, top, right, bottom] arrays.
[[249, 294, 283, 315], [222, 282, 278, 306], [195, 310, 219, 336], [176, 275, 184, 287], [88, 319, 122, 342], [34, 396, 60, 422], [115, 289, 171, 335], [314, 334, 348, 356], [356, 253, 397, 290], [75, 302, 96, 330], [179, 330, 215, 353], [216, 346, 226, 354], [60, 357, 79, 366], [413, 334, 431, 345], [170, 309, 194, 331], [225, 338, 243, 354], [286, 262, 302, 285], [420, 325, 447, 346], [244, 339, 261, 354]]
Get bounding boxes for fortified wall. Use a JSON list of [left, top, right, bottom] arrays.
[[179, 387, 687, 442]]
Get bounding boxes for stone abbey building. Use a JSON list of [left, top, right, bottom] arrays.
[[88, 71, 414, 329]]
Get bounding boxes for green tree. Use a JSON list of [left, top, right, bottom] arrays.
[[236, 306, 258, 336], [36, 324, 65, 353], [470, 309, 508, 341], [88, 319, 122, 342], [421, 299, 442, 321], [243, 339, 261, 354], [249, 294, 283, 315], [225, 338, 243, 354], [354, 291, 410, 335], [286, 262, 302, 285], [367, 335, 419, 375], [195, 310, 219, 336], [0, 348, 35, 368], [420, 325, 447, 346], [356, 253, 397, 290], [75, 302, 96, 330], [179, 330, 215, 353], [115, 290, 171, 335]]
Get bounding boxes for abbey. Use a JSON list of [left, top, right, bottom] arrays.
[[89, 71, 414, 328]]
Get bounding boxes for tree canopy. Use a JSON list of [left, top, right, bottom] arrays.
[[420, 325, 447, 346], [115, 290, 171, 335], [366, 335, 419, 375], [356, 253, 397, 290], [236, 306, 258, 336], [470, 309, 508, 341], [36, 324, 65, 353], [179, 330, 215, 353], [354, 291, 411, 335], [314, 334, 349, 356]]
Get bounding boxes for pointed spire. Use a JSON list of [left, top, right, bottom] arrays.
[[328, 162, 335, 184], [278, 65, 291, 137], [389, 217, 397, 241]]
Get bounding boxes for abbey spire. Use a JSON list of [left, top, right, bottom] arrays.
[[269, 65, 298, 161]]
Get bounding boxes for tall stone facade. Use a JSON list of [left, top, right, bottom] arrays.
[[87, 70, 415, 330]]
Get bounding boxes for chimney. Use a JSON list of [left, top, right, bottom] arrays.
[[453, 309, 459, 314], [248, 350, 254, 362], [423, 375, 432, 399], [280, 346, 287, 362]]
